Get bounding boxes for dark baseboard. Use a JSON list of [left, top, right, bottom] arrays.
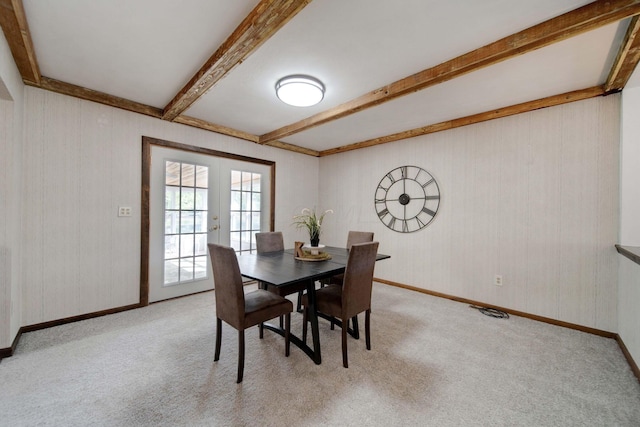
[[615, 334, 640, 383], [0, 329, 22, 361], [0, 302, 142, 361], [375, 277, 639, 383]]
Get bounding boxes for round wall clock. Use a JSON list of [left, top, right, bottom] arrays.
[[374, 165, 440, 233]]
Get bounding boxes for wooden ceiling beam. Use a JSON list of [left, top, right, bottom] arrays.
[[162, 0, 312, 121], [173, 115, 259, 143], [319, 86, 606, 157], [605, 16, 640, 92], [261, 139, 319, 157], [173, 115, 319, 156], [261, 0, 640, 144], [0, 0, 40, 85], [34, 77, 163, 118]]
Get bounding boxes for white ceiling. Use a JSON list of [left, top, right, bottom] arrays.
[[628, 63, 640, 87], [20, 0, 635, 153]]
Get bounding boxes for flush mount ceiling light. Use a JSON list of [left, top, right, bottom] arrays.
[[275, 75, 325, 107]]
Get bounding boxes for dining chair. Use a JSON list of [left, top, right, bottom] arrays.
[[255, 231, 307, 314], [322, 231, 374, 334], [208, 243, 293, 383], [301, 241, 379, 368], [327, 231, 374, 286]]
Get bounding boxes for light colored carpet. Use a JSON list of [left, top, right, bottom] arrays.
[[1, 283, 639, 426]]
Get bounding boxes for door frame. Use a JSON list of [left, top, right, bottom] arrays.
[[141, 136, 275, 306]]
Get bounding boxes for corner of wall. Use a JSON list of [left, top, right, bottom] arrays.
[[0, 26, 25, 350]]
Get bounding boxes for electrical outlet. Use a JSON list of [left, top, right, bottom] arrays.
[[494, 274, 503, 286], [118, 206, 132, 217]]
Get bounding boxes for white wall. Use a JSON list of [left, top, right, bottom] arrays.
[[619, 86, 640, 367], [0, 29, 25, 349], [20, 87, 319, 326], [320, 95, 620, 332], [620, 86, 640, 246]]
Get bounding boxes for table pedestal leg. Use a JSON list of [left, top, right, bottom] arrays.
[[306, 279, 322, 364], [261, 280, 322, 364]]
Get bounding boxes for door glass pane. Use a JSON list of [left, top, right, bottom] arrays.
[[180, 258, 194, 281], [242, 172, 252, 191], [181, 164, 195, 187], [181, 188, 195, 210], [165, 211, 179, 234], [252, 174, 261, 191], [194, 233, 207, 256], [165, 187, 180, 209], [230, 231, 241, 251], [164, 260, 179, 285], [180, 234, 194, 257], [195, 188, 208, 210], [241, 212, 251, 230], [241, 192, 250, 211], [230, 211, 241, 232], [164, 235, 179, 259], [231, 170, 242, 190], [195, 165, 208, 188], [194, 256, 207, 279], [230, 190, 241, 210], [241, 231, 251, 250], [165, 162, 181, 185], [163, 160, 209, 286], [180, 211, 194, 233], [194, 211, 207, 233], [251, 212, 261, 230]]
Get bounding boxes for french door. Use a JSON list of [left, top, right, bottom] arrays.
[[148, 144, 272, 303]]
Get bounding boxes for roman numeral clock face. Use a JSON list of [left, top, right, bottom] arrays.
[[375, 166, 440, 233]]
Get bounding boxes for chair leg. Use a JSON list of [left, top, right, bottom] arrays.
[[259, 322, 264, 339], [365, 309, 371, 350], [332, 316, 351, 332], [237, 330, 245, 383], [352, 315, 359, 339], [297, 290, 303, 312], [285, 313, 291, 357], [302, 307, 308, 344], [279, 315, 283, 329], [342, 320, 349, 368], [214, 317, 222, 361]]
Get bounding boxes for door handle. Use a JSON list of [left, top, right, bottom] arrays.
[[208, 225, 219, 231]]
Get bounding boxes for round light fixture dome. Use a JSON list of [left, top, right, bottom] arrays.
[[275, 75, 325, 107]]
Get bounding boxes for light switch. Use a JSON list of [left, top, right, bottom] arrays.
[[118, 206, 132, 217]]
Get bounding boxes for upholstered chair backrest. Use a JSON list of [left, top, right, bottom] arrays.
[[341, 241, 379, 317], [255, 231, 285, 254], [346, 231, 374, 249], [208, 243, 245, 330]]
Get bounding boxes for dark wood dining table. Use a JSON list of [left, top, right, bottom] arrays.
[[236, 245, 390, 364]]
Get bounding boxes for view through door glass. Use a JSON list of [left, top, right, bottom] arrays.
[[149, 146, 271, 303]]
